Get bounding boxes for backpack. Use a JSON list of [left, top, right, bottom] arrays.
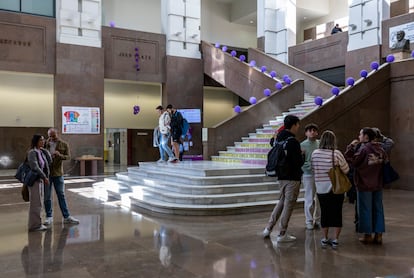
[[181, 118, 190, 137], [265, 137, 293, 177]]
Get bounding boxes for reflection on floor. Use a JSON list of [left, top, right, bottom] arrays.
[[0, 174, 414, 277]]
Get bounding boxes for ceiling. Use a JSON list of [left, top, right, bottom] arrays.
[[214, 0, 329, 26]]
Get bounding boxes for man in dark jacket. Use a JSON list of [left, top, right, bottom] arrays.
[[263, 115, 304, 243]]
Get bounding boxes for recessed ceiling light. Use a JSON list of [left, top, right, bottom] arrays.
[[303, 16, 307, 20], [250, 20, 254, 24]]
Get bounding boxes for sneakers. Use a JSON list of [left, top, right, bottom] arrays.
[[331, 239, 339, 249], [64, 216, 80, 224], [306, 223, 314, 230], [30, 225, 48, 232], [44, 217, 53, 225], [321, 238, 330, 247], [276, 233, 296, 243], [167, 157, 178, 163], [262, 228, 271, 238]]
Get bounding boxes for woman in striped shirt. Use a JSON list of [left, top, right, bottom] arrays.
[[311, 130, 349, 248]]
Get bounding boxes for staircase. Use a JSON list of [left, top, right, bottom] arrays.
[[93, 161, 305, 216], [211, 93, 318, 165]]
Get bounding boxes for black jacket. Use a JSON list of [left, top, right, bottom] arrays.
[[275, 129, 304, 180]]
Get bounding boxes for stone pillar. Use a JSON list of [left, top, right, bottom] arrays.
[[346, 0, 390, 78], [257, 0, 296, 63], [161, 0, 203, 157], [55, 0, 104, 175]]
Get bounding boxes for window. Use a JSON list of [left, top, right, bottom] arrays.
[[0, 0, 55, 17]]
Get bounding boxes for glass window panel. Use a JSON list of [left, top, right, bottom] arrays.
[[21, 0, 54, 17], [0, 0, 20, 11]]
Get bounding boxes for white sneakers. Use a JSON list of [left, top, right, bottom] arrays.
[[44, 217, 53, 225], [262, 228, 271, 238], [276, 234, 296, 243], [64, 216, 80, 224], [30, 225, 48, 232], [306, 223, 314, 230]]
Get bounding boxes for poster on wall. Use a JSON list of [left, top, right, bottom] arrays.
[[62, 106, 100, 134], [389, 22, 414, 48]]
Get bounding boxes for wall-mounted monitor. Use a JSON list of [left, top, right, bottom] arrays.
[[178, 109, 201, 123]]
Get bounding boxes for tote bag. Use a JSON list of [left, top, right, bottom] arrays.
[[328, 151, 352, 194]]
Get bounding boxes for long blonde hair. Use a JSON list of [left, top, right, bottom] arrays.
[[319, 130, 337, 150]]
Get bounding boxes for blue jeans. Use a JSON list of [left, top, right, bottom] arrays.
[[357, 190, 385, 234], [44, 176, 70, 219], [158, 134, 165, 160], [159, 133, 175, 159]]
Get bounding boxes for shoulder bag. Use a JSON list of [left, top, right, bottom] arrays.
[[328, 150, 352, 194]]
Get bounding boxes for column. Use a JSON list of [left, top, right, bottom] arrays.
[[257, 0, 296, 63]]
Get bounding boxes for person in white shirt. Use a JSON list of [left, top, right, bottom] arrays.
[[155, 106, 177, 163]]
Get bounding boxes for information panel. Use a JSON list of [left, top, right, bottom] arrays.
[[62, 106, 100, 134]]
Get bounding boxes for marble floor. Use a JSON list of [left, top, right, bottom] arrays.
[[0, 169, 413, 278]]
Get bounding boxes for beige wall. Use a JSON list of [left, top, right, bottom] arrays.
[[104, 80, 162, 129], [0, 71, 54, 127], [203, 87, 239, 128]]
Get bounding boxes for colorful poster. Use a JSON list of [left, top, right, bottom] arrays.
[[62, 106, 100, 134]]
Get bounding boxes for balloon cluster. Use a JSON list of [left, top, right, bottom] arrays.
[[133, 105, 140, 115], [134, 47, 140, 71]]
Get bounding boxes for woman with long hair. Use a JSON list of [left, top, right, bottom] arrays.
[[311, 130, 349, 248], [27, 134, 51, 232], [345, 127, 387, 244]]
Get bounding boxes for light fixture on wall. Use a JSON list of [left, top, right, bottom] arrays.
[[191, 34, 198, 39], [364, 19, 372, 26], [349, 24, 357, 30], [173, 31, 182, 36]]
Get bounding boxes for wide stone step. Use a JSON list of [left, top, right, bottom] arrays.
[[211, 156, 267, 165]]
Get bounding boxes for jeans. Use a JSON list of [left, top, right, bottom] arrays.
[[158, 134, 165, 161], [302, 174, 320, 225], [266, 180, 301, 234], [159, 133, 175, 159], [44, 176, 70, 219], [357, 190, 385, 234]]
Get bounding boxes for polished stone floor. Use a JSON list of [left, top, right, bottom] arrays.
[[0, 169, 414, 278]]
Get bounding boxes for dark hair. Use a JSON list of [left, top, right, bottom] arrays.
[[156, 105, 163, 110], [304, 123, 318, 132], [361, 127, 376, 141], [284, 115, 300, 130], [319, 130, 337, 150], [166, 104, 173, 109], [371, 127, 384, 141], [31, 134, 44, 148]]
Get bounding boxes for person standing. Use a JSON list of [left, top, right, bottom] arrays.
[[166, 104, 183, 161], [345, 127, 387, 244], [156, 106, 177, 162], [301, 123, 321, 230], [311, 130, 349, 248], [44, 128, 79, 225], [262, 115, 304, 243], [27, 134, 52, 231], [331, 23, 342, 34]]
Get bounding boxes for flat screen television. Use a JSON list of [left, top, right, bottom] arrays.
[[177, 109, 201, 123]]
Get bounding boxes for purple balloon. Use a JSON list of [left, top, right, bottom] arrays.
[[261, 66, 267, 73], [214, 42, 220, 48], [221, 46, 228, 52], [347, 77, 355, 86], [133, 105, 140, 115], [371, 61, 379, 70], [249, 60, 256, 67], [230, 50, 237, 57], [285, 78, 292, 85], [360, 70, 368, 78], [275, 82, 283, 90], [270, 71, 276, 78], [239, 55, 246, 62], [283, 75, 289, 81], [314, 96, 323, 106], [331, 87, 340, 96], [234, 105, 241, 113], [386, 54, 395, 63], [249, 96, 257, 104], [412, 50, 414, 58], [263, 88, 271, 96]]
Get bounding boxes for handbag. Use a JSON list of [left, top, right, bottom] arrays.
[[21, 184, 29, 202], [328, 150, 352, 194], [383, 161, 399, 184], [23, 169, 40, 187], [15, 161, 39, 187]]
